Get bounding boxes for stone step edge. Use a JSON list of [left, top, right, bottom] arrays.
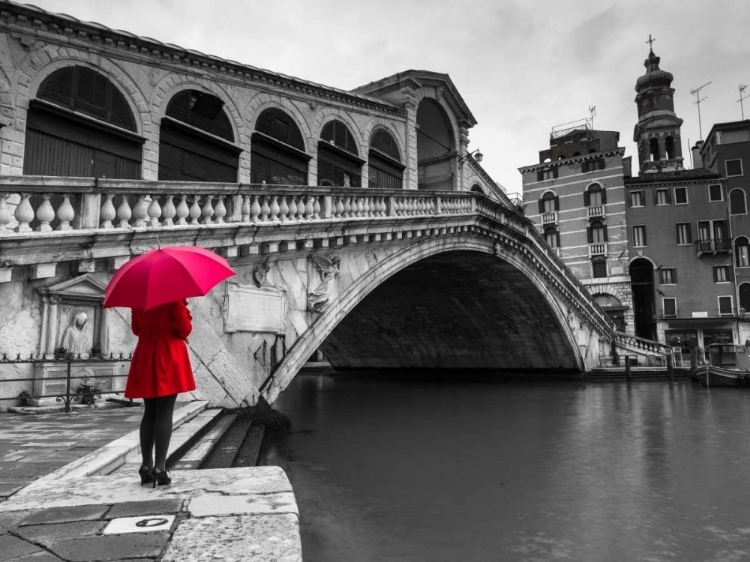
[[162, 409, 225, 471], [29, 400, 209, 486], [171, 413, 238, 471]]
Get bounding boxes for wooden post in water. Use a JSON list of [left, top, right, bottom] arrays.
[[667, 354, 674, 381], [625, 356, 631, 382]]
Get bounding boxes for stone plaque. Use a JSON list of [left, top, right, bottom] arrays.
[[225, 284, 286, 334]]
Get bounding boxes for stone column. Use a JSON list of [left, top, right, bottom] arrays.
[[402, 86, 419, 191], [458, 124, 471, 192], [39, 296, 49, 359], [100, 307, 110, 356], [45, 297, 59, 358]]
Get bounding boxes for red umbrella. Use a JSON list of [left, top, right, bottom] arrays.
[[104, 246, 235, 310]]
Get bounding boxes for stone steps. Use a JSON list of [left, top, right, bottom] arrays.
[[200, 418, 253, 470], [171, 413, 237, 470]]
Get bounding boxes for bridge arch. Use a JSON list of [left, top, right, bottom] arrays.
[[264, 235, 585, 402]]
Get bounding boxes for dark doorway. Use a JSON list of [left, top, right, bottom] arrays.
[[630, 258, 656, 340]]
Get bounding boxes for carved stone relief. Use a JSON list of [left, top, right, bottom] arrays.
[[307, 254, 341, 313]]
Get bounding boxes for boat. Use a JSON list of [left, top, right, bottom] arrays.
[[692, 344, 750, 387]]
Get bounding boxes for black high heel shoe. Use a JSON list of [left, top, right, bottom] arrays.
[[138, 465, 153, 486], [151, 467, 171, 488]]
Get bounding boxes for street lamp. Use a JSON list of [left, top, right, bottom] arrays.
[[458, 148, 483, 168]]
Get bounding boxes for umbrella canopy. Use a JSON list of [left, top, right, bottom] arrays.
[[104, 246, 235, 310]]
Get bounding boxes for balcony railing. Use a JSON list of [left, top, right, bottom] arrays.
[[657, 309, 679, 319], [552, 247, 562, 257], [587, 205, 605, 219], [695, 238, 732, 256], [541, 211, 557, 225], [588, 242, 607, 256]]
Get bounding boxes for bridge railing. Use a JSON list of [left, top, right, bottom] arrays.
[[0, 177, 480, 233]]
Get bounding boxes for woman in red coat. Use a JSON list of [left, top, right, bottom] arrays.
[[125, 298, 196, 487]]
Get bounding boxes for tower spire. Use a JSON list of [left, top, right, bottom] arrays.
[[646, 34, 656, 55]]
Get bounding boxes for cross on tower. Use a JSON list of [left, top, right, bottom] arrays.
[[646, 34, 656, 52]]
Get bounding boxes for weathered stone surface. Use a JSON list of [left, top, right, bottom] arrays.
[[20, 505, 110, 525], [162, 514, 301, 562], [17, 519, 106, 543], [206, 349, 257, 407], [47, 533, 169, 562], [0, 533, 41, 559], [189, 492, 297, 517], [9, 551, 65, 561], [106, 499, 184, 519], [0, 509, 32, 530]]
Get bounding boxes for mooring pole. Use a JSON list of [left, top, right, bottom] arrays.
[[625, 356, 631, 382], [667, 354, 674, 381]]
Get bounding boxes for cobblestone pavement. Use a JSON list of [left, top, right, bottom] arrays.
[[0, 406, 143, 503]]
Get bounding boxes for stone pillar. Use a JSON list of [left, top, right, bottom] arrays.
[[458, 124, 470, 192], [45, 297, 59, 358], [100, 307, 110, 356], [402, 86, 419, 191], [39, 295, 49, 358]]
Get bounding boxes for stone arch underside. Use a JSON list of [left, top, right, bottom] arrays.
[[320, 250, 579, 371]]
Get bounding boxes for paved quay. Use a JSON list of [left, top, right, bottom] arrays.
[[0, 402, 302, 561]]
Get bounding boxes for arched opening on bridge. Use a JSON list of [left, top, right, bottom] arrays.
[[593, 293, 626, 332], [470, 184, 485, 195], [318, 250, 581, 371], [251, 108, 310, 185], [630, 258, 656, 340], [24, 65, 144, 179], [159, 89, 240, 182], [318, 119, 364, 187], [368, 128, 404, 189], [416, 98, 455, 191]]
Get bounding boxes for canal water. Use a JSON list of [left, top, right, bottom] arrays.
[[258, 372, 750, 562]]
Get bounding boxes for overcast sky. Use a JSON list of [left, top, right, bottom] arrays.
[[23, 0, 750, 195]]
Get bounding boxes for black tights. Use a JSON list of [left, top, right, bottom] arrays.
[[140, 394, 177, 472]]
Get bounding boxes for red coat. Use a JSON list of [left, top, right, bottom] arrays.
[[125, 299, 196, 399]]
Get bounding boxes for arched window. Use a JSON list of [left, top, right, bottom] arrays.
[[736, 236, 750, 267], [588, 220, 607, 243], [584, 182, 606, 207], [159, 90, 239, 182], [24, 65, 143, 178], [544, 227, 559, 248], [251, 108, 309, 185], [665, 136, 675, 160], [740, 283, 750, 312], [368, 129, 404, 189], [649, 138, 660, 161], [730, 188, 747, 215], [539, 191, 557, 214], [416, 98, 454, 190], [470, 184, 485, 195], [318, 119, 363, 187]]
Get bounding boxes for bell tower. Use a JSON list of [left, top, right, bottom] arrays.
[[633, 36, 684, 173]]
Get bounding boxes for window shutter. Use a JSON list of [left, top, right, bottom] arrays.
[[653, 190, 659, 205], [675, 224, 680, 244], [554, 196, 560, 211], [537, 171, 543, 182], [587, 226, 593, 244], [643, 227, 647, 246], [713, 267, 718, 282], [627, 192, 632, 207], [666, 189, 672, 204], [538, 199, 544, 214], [686, 224, 692, 243], [584, 191, 590, 206], [601, 188, 607, 204], [603, 225, 608, 241], [556, 232, 561, 247], [674, 269, 677, 283], [553, 168, 559, 179]]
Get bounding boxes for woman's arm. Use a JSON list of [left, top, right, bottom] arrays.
[[172, 300, 193, 340]]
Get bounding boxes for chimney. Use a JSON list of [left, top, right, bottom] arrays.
[[692, 140, 704, 169], [622, 156, 632, 178]]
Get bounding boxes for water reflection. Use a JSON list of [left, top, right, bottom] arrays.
[[259, 373, 750, 562]]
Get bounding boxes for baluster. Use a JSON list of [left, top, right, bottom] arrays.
[[201, 195, 215, 224], [380, 196, 387, 217], [14, 193, 34, 232], [214, 195, 227, 224], [303, 196, 312, 220], [189, 196, 202, 225], [35, 194, 55, 232], [249, 195, 260, 223], [147, 195, 162, 228], [287, 196, 297, 221], [313, 196, 321, 220], [0, 193, 11, 234], [407, 197, 415, 216], [358, 197, 365, 217], [260, 195, 270, 221], [393, 197, 401, 216], [56, 194, 75, 231], [175, 195, 189, 225], [363, 197, 371, 217], [241, 195, 252, 223], [132, 195, 149, 227], [162, 195, 176, 226], [335, 196, 344, 218], [100, 193, 116, 228], [117, 195, 132, 228], [269, 195, 280, 221], [279, 195, 289, 222], [343, 196, 352, 218]]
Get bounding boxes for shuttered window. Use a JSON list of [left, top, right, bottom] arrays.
[[252, 109, 309, 185], [319, 120, 362, 187], [368, 129, 403, 189], [165, 90, 233, 142]]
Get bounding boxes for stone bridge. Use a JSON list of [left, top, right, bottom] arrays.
[[0, 178, 667, 408]]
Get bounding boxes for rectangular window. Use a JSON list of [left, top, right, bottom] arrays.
[[630, 191, 644, 207], [582, 159, 605, 173], [633, 225, 647, 247], [674, 187, 688, 204], [719, 296, 734, 315], [709, 184, 723, 202], [663, 298, 677, 318], [656, 189, 670, 205], [592, 259, 607, 278], [538, 168, 558, 181], [676, 223, 692, 245], [660, 268, 676, 284], [714, 266, 732, 282], [726, 159, 743, 177]]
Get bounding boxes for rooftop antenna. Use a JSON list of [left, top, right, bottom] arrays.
[[588, 105, 596, 130], [738, 84, 750, 120], [690, 81, 712, 140]]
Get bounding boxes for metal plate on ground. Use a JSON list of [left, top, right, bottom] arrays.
[[103, 514, 176, 535]]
